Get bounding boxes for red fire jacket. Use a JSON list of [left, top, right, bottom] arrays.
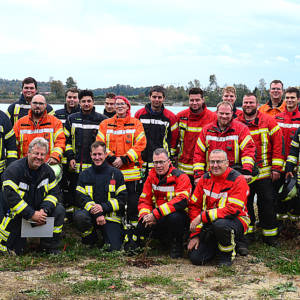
[[238, 111, 284, 179], [176, 106, 216, 176], [189, 167, 250, 238], [193, 119, 256, 179], [138, 166, 192, 220], [275, 107, 300, 160]]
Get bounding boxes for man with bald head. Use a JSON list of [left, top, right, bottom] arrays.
[[13, 94, 65, 165]]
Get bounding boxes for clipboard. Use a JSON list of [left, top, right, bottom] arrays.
[[21, 217, 54, 238]]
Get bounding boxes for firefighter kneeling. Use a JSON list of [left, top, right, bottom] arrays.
[[188, 149, 250, 267], [73, 141, 127, 251], [0, 137, 65, 255], [125, 148, 192, 258]]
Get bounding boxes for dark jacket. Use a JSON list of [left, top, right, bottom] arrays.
[[2, 158, 60, 219], [64, 108, 107, 173], [76, 161, 127, 223], [55, 104, 81, 125], [6, 94, 54, 127]]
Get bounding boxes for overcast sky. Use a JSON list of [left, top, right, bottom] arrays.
[[1, 0, 300, 89]]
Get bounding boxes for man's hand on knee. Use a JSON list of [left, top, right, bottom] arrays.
[[187, 236, 200, 251]]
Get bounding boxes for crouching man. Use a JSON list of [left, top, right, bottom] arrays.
[[188, 149, 250, 266], [73, 141, 127, 251], [125, 148, 192, 258], [0, 137, 65, 255]]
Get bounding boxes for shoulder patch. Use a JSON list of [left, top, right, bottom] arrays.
[[226, 169, 241, 182], [171, 168, 185, 177], [203, 172, 211, 179]]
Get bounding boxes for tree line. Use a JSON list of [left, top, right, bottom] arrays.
[[0, 75, 295, 106]]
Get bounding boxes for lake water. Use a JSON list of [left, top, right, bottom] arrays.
[[0, 103, 217, 116]]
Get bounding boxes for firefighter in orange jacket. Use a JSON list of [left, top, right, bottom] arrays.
[[238, 93, 284, 246], [126, 148, 191, 258], [13, 95, 65, 165], [193, 101, 256, 185], [188, 149, 250, 267], [97, 96, 146, 226], [176, 88, 216, 186]]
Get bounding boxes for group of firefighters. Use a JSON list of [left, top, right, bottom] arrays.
[[0, 76, 299, 267]]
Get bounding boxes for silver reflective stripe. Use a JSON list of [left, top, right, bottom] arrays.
[[19, 182, 29, 190], [16, 104, 31, 109], [20, 128, 54, 134], [278, 123, 300, 129], [72, 123, 99, 130], [106, 129, 136, 135], [206, 135, 239, 142], [152, 184, 174, 192], [37, 178, 49, 189], [203, 188, 228, 199], [141, 119, 169, 126]]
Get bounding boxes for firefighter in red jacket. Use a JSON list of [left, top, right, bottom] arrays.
[[188, 149, 250, 267], [177, 88, 216, 186], [125, 148, 192, 258], [238, 93, 284, 246], [193, 101, 256, 185]]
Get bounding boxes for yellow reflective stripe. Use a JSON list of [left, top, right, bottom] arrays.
[[51, 147, 63, 156], [175, 191, 189, 198], [136, 131, 145, 143], [291, 140, 299, 148], [97, 131, 105, 142], [44, 195, 58, 206], [139, 208, 151, 217], [159, 203, 171, 216], [53, 128, 64, 141], [48, 180, 57, 191], [262, 228, 278, 237], [64, 128, 70, 137], [12, 200, 28, 215], [82, 227, 93, 237], [193, 162, 205, 171], [196, 137, 206, 152], [247, 225, 254, 233], [127, 149, 138, 162], [76, 185, 86, 194], [5, 129, 15, 140], [171, 122, 178, 131], [228, 197, 244, 208], [218, 243, 234, 252], [0, 243, 7, 252], [241, 156, 254, 166], [240, 135, 252, 150], [191, 194, 198, 203], [116, 184, 126, 195], [287, 155, 297, 164], [105, 216, 121, 223], [3, 179, 19, 193], [84, 201, 96, 211], [208, 208, 218, 221], [269, 125, 280, 136], [85, 185, 93, 200], [6, 151, 18, 158], [272, 159, 284, 167], [121, 168, 141, 181], [65, 144, 73, 151], [140, 192, 146, 199], [53, 225, 63, 233], [109, 198, 119, 211]]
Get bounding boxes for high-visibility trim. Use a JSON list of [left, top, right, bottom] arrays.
[[287, 155, 298, 164], [97, 131, 105, 142], [175, 191, 189, 198], [65, 144, 73, 151], [191, 194, 198, 203], [196, 138, 206, 152], [120, 168, 141, 181], [178, 162, 194, 175], [269, 125, 280, 136], [208, 208, 218, 221], [136, 131, 145, 143], [12, 200, 28, 215], [241, 156, 254, 166], [127, 149, 138, 162], [247, 225, 254, 233], [5, 129, 15, 140], [84, 201, 96, 211], [203, 188, 228, 200], [207, 135, 239, 142], [53, 128, 64, 141], [140, 192, 146, 199], [6, 151, 18, 158], [250, 128, 268, 135], [37, 178, 49, 189], [228, 197, 244, 208], [44, 195, 58, 206], [277, 122, 300, 129], [76, 185, 86, 194], [170, 122, 178, 132], [139, 208, 151, 217], [82, 227, 93, 237], [51, 147, 63, 156], [240, 135, 253, 150], [109, 198, 119, 211], [0, 243, 7, 252], [152, 184, 175, 192], [19, 128, 54, 135], [64, 127, 70, 137], [47, 180, 57, 191], [272, 158, 284, 167], [218, 243, 234, 252], [262, 227, 278, 237], [72, 123, 99, 130], [116, 184, 126, 195], [53, 225, 63, 234], [105, 216, 121, 223], [85, 185, 93, 200], [106, 129, 136, 135], [75, 163, 92, 173], [291, 140, 299, 148], [3, 179, 20, 193], [159, 203, 171, 216], [193, 162, 205, 171], [141, 119, 169, 126]]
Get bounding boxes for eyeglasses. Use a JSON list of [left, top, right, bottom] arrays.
[[209, 160, 227, 165], [153, 160, 169, 166], [115, 103, 126, 106], [31, 102, 45, 106]]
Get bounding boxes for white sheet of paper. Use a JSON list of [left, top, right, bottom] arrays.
[[21, 217, 54, 238]]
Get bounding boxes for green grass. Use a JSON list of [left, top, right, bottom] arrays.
[[21, 288, 50, 299], [70, 278, 126, 295], [257, 282, 296, 299], [250, 240, 300, 275], [215, 265, 236, 277], [44, 271, 70, 282]]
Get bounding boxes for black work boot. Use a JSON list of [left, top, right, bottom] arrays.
[[170, 238, 183, 258], [217, 252, 233, 267]]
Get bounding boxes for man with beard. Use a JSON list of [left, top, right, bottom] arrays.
[[237, 93, 284, 246], [193, 101, 256, 186], [13, 95, 65, 166], [259, 80, 286, 117], [7, 77, 54, 127], [177, 88, 216, 186]]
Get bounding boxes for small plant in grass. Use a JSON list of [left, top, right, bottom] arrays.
[[21, 288, 50, 298], [215, 265, 236, 277], [71, 278, 126, 295], [135, 274, 173, 286], [45, 271, 70, 282], [257, 282, 296, 299]]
